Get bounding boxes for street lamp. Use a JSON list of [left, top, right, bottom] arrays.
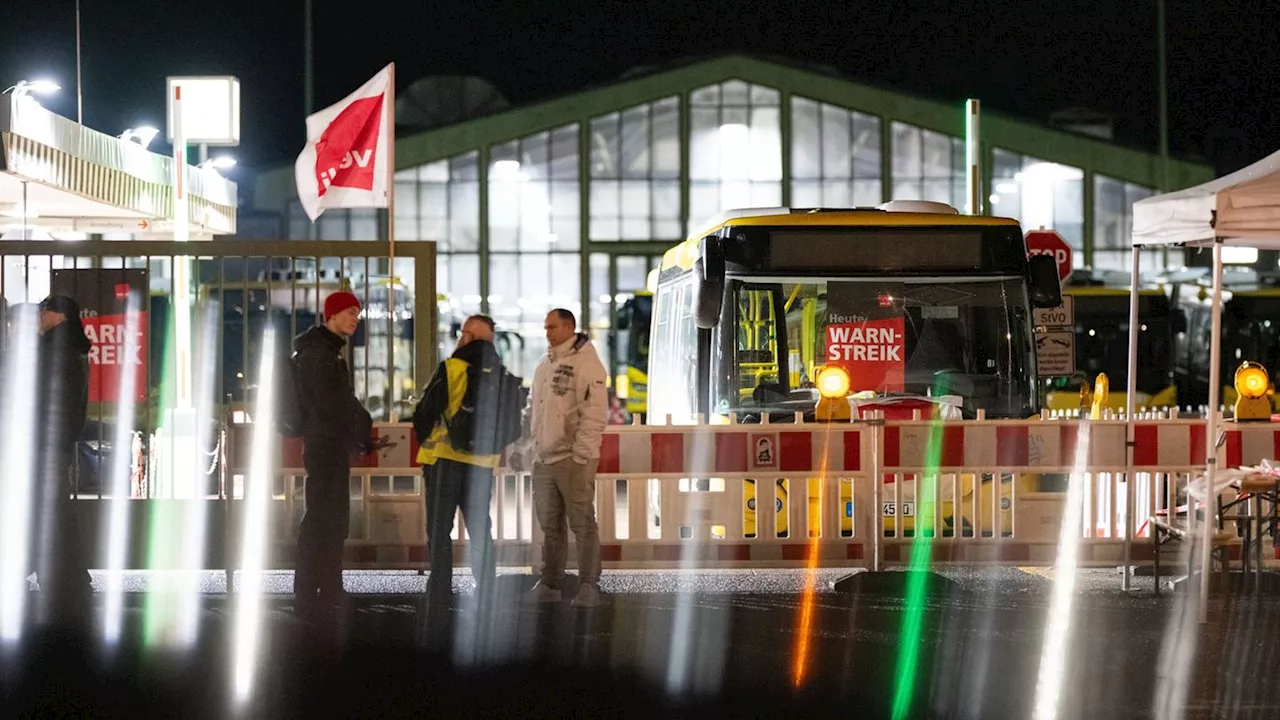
[[120, 126, 160, 149], [198, 155, 236, 172], [3, 80, 61, 97]]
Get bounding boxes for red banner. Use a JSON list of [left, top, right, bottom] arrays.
[[824, 283, 906, 393], [50, 270, 148, 403], [826, 318, 905, 392]]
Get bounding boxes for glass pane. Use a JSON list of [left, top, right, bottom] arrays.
[[790, 97, 821, 180], [621, 105, 650, 178], [590, 112, 620, 178], [690, 107, 721, 180], [652, 96, 680, 177], [749, 107, 782, 182], [821, 104, 852, 179], [892, 121, 922, 178]]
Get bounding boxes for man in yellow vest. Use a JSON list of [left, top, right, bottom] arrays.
[[412, 314, 503, 643]]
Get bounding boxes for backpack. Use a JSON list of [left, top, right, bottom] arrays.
[[444, 363, 523, 456], [275, 353, 307, 438]]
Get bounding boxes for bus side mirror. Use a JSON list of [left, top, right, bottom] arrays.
[[694, 235, 725, 329], [1028, 255, 1063, 308], [616, 299, 632, 331]]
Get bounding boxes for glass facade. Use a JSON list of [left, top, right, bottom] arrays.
[[1093, 174, 1157, 272], [891, 121, 965, 209], [272, 74, 1204, 384], [688, 80, 783, 230], [990, 148, 1085, 265], [487, 124, 582, 377], [791, 97, 882, 207], [589, 97, 682, 241]]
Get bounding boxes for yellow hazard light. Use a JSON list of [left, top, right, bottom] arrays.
[[817, 366, 851, 399], [815, 366, 851, 421], [1233, 362, 1272, 422]]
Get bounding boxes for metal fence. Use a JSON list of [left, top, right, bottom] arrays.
[[0, 239, 436, 509]]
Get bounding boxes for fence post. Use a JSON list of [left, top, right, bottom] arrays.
[[871, 410, 883, 572]]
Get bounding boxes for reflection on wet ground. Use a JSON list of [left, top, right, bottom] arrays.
[[2, 568, 1278, 718]]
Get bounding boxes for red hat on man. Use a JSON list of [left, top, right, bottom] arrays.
[[324, 291, 361, 321]]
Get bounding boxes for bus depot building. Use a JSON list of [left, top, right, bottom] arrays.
[[250, 54, 1214, 380]]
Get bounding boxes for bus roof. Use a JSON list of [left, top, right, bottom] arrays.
[[666, 207, 1022, 272]]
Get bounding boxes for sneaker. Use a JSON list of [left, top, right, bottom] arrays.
[[570, 582, 603, 608], [521, 581, 561, 604]]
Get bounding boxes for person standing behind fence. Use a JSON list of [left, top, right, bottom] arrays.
[[292, 289, 376, 624], [31, 294, 93, 627], [515, 309, 608, 608], [413, 315, 523, 644]]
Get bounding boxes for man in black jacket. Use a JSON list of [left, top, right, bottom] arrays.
[[292, 290, 375, 622], [32, 294, 93, 626]]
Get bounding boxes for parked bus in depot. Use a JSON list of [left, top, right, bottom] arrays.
[[613, 285, 654, 419], [646, 202, 1062, 539], [1041, 269, 1181, 412], [1170, 268, 1280, 412]]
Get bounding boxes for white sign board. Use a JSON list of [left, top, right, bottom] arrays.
[[166, 76, 241, 146], [1034, 295, 1074, 329], [1035, 332, 1075, 377]]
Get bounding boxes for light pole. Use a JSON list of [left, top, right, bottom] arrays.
[[1157, 0, 1169, 192]]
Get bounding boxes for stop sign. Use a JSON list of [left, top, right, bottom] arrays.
[[1025, 228, 1072, 282]]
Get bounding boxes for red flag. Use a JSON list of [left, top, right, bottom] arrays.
[[294, 64, 393, 221]]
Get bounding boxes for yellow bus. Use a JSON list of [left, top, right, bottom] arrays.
[[1172, 269, 1280, 412], [614, 287, 654, 418], [646, 202, 1063, 538], [1042, 272, 1180, 412]]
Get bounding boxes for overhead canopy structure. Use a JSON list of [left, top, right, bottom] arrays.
[[1125, 146, 1280, 618], [1133, 147, 1280, 248], [0, 95, 236, 237]]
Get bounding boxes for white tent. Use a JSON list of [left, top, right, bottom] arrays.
[[1126, 147, 1280, 617]]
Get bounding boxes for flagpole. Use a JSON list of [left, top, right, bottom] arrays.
[[386, 62, 398, 423]]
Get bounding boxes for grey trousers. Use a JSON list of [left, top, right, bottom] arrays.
[[532, 457, 601, 587]]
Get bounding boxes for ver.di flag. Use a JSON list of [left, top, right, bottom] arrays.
[[294, 64, 393, 221]]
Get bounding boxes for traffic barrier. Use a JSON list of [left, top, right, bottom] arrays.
[[223, 412, 1280, 572]]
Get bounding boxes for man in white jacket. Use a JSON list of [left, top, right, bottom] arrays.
[[517, 308, 609, 608]]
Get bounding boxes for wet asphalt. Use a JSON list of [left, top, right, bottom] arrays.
[[3, 567, 1279, 719]]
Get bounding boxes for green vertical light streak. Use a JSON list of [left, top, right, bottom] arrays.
[[143, 296, 181, 645], [890, 394, 946, 720]]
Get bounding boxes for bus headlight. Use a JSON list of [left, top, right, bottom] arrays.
[[1233, 361, 1272, 422], [815, 366, 851, 422], [817, 366, 850, 399]]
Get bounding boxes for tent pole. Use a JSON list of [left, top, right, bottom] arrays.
[[1201, 239, 1224, 623], [1123, 245, 1141, 591]]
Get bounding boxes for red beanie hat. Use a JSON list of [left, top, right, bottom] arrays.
[[324, 291, 361, 321]]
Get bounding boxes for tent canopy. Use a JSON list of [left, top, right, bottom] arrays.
[[1133, 147, 1280, 249]]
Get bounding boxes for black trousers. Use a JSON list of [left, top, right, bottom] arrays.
[[424, 458, 496, 607], [294, 445, 351, 607], [30, 452, 91, 625]]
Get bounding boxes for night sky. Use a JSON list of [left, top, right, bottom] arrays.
[[2, 0, 1277, 185]]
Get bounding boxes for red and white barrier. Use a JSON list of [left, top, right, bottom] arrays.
[[228, 416, 1280, 477]]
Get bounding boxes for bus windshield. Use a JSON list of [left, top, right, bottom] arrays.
[[716, 276, 1037, 419], [1060, 294, 1175, 396]]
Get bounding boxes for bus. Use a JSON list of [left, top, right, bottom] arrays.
[[614, 289, 653, 418], [646, 202, 1062, 537], [1042, 270, 1181, 412], [1171, 269, 1280, 412]]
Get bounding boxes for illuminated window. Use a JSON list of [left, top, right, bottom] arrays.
[[891, 121, 965, 209], [589, 97, 682, 241], [991, 149, 1084, 262], [791, 97, 882, 207], [688, 80, 783, 231]]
